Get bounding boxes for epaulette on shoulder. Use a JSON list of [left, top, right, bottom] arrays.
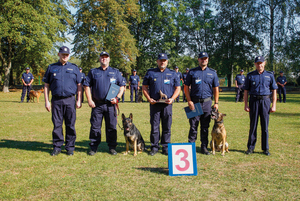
[[247, 70, 256, 75], [71, 63, 78, 67], [266, 70, 274, 75], [207, 67, 216, 72]]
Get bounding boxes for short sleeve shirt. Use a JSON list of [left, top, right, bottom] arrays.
[[129, 75, 140, 85], [22, 72, 34, 83], [235, 74, 245, 85], [43, 61, 81, 97], [84, 66, 125, 102], [276, 76, 287, 86], [185, 66, 219, 99], [142, 67, 180, 100], [243, 70, 278, 96]]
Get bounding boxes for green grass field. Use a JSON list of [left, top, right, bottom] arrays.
[[0, 90, 299, 200]]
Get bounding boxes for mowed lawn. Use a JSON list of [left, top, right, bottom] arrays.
[[0, 89, 299, 200]]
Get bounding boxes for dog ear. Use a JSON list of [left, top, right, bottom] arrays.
[[122, 113, 125, 120], [222, 114, 226, 117], [129, 113, 133, 120]]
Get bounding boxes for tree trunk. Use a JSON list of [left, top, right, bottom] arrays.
[[3, 61, 11, 93]]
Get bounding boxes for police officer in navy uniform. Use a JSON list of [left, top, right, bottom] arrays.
[[84, 51, 125, 156], [120, 72, 126, 103], [243, 56, 277, 156], [276, 71, 287, 103], [184, 52, 219, 155], [174, 66, 183, 102], [20, 67, 34, 103], [182, 68, 189, 102], [77, 67, 86, 102], [129, 69, 140, 103], [142, 53, 181, 156], [235, 69, 245, 102], [43, 46, 82, 156]]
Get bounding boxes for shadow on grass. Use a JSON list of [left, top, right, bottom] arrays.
[[195, 146, 246, 154], [135, 167, 169, 175]]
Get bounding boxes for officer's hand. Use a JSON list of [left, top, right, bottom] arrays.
[[166, 98, 174, 105], [214, 103, 218, 111], [244, 106, 250, 112], [270, 105, 276, 113], [111, 98, 118, 105], [149, 98, 156, 105], [76, 101, 82, 109], [88, 100, 96, 108], [188, 101, 195, 110], [45, 101, 51, 112]]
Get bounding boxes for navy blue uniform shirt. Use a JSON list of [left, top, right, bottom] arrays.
[[235, 74, 245, 85], [276, 76, 287, 86], [129, 75, 140, 85], [22, 72, 34, 83], [80, 72, 86, 84], [143, 67, 180, 100], [84, 66, 125, 101], [185, 66, 219, 99], [175, 71, 183, 80], [243, 70, 278, 96], [183, 73, 188, 83], [43, 61, 81, 97]]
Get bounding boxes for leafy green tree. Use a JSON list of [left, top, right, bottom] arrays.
[[72, 0, 140, 74], [0, 0, 73, 92]]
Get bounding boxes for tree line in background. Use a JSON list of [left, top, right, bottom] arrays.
[[1, 0, 300, 92]]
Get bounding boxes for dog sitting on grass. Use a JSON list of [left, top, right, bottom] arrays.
[[121, 113, 145, 156]]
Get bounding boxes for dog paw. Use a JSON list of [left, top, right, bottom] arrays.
[[124, 152, 128, 155], [212, 152, 215, 155], [133, 153, 137, 157], [221, 153, 225, 156]]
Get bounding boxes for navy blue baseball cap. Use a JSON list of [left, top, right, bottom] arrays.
[[240, 69, 244, 72], [133, 69, 137, 71], [25, 67, 30, 70], [59, 46, 70, 54], [186, 68, 189, 71], [100, 51, 110, 57], [198, 52, 209, 58], [175, 66, 179, 69], [158, 53, 168, 60], [79, 67, 82, 70], [255, 56, 265, 63]]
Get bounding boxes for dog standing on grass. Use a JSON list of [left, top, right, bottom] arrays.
[[122, 113, 145, 156], [29, 88, 44, 103], [210, 107, 229, 156]]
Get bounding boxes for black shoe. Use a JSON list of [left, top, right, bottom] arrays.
[[67, 150, 74, 156], [51, 150, 61, 156], [109, 149, 117, 155], [162, 150, 168, 156], [88, 150, 97, 156], [201, 148, 210, 155], [263, 150, 271, 156], [246, 149, 254, 155], [149, 149, 158, 156]]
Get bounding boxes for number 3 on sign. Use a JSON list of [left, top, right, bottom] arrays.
[[168, 143, 197, 176]]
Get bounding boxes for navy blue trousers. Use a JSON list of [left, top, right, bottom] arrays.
[[21, 85, 31, 102], [188, 100, 212, 149], [235, 85, 244, 102], [278, 86, 286, 103], [247, 97, 270, 151], [51, 96, 76, 151], [89, 103, 118, 151], [150, 103, 173, 151], [130, 85, 138, 102]]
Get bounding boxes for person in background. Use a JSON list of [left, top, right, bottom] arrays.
[[276, 71, 287, 103], [129, 69, 140, 103], [20, 67, 34, 103], [174, 66, 183, 102], [235, 69, 245, 102]]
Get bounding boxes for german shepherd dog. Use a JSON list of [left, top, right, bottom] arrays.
[[210, 107, 229, 156], [29, 88, 44, 103], [121, 113, 145, 156]]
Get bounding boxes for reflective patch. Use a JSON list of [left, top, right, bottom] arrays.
[[195, 79, 202, 84], [110, 78, 116, 83], [164, 79, 170, 84], [67, 68, 73, 71], [154, 78, 156, 81], [54, 73, 56, 76]]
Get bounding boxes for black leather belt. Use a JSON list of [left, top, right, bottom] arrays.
[[94, 99, 110, 104], [250, 95, 270, 100], [193, 97, 212, 103], [53, 95, 74, 99]]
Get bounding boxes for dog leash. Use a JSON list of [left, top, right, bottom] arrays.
[[114, 102, 124, 130]]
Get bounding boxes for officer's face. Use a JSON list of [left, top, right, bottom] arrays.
[[100, 55, 110, 67], [280, 73, 283, 76], [255, 61, 265, 72], [133, 71, 136, 75], [198, 57, 209, 67], [157, 59, 168, 69], [58, 53, 70, 64], [26, 69, 30, 73], [175, 68, 179, 72]]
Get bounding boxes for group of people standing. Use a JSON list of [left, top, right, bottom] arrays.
[[41, 46, 281, 157]]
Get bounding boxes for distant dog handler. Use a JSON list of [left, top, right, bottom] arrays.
[[276, 71, 287, 103], [184, 52, 219, 155], [20, 67, 34, 103], [235, 69, 245, 102], [243, 56, 277, 156], [84, 51, 125, 156], [129, 69, 140, 103], [43, 46, 82, 156], [142, 53, 180, 156]]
